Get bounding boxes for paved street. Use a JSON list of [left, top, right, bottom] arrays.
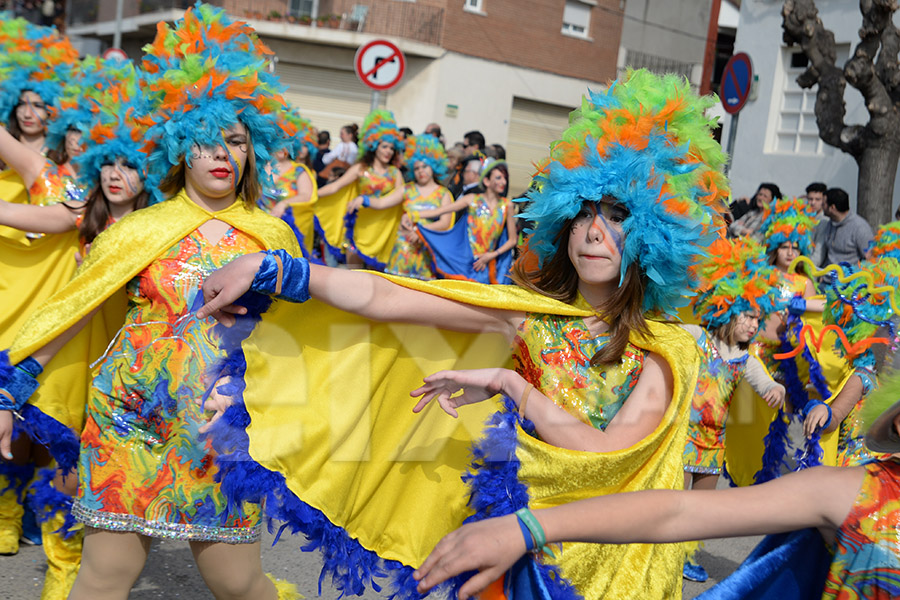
[[2, 499, 762, 600]]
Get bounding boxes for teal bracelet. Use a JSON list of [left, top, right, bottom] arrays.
[[515, 507, 555, 558]]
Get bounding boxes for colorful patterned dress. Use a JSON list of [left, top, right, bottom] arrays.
[[359, 165, 400, 199], [467, 194, 512, 257], [756, 271, 810, 375], [823, 460, 900, 599], [512, 298, 646, 430], [384, 182, 449, 280], [836, 367, 885, 467], [28, 160, 84, 206], [683, 329, 748, 474], [72, 226, 264, 542]]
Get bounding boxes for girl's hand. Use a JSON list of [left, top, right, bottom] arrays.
[[473, 252, 493, 272], [413, 515, 525, 599], [347, 196, 365, 214], [197, 378, 235, 434], [197, 253, 266, 326], [411, 368, 507, 418], [762, 385, 786, 409], [803, 403, 831, 438]]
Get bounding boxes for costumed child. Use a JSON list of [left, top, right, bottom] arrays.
[[192, 69, 729, 600], [314, 108, 405, 268], [0, 60, 156, 600], [681, 236, 786, 581], [800, 251, 900, 467], [413, 368, 900, 600], [416, 158, 518, 284], [0, 5, 300, 598], [260, 106, 319, 257], [0, 17, 80, 216], [384, 133, 453, 280]]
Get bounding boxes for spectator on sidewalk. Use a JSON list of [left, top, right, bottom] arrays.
[[462, 130, 485, 155], [447, 154, 483, 199], [812, 187, 874, 268], [728, 182, 781, 242], [806, 182, 827, 222]]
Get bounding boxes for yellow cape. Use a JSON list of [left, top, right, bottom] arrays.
[[240, 284, 697, 598], [0, 168, 30, 243], [314, 180, 404, 264], [9, 190, 300, 431], [288, 163, 318, 255]]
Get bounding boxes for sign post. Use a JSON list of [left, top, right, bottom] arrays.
[[354, 39, 406, 110], [720, 52, 753, 175]]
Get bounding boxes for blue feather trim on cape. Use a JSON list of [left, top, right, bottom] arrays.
[[417, 217, 513, 285]]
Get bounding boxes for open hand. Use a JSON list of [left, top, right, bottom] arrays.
[[413, 515, 525, 599], [197, 378, 235, 435], [0, 410, 13, 460], [803, 403, 831, 438], [472, 253, 492, 272], [346, 196, 365, 214], [411, 368, 508, 418], [762, 385, 786, 409]]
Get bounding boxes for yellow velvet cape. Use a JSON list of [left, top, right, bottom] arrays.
[[8, 190, 300, 432], [237, 285, 698, 599], [286, 163, 318, 255], [314, 180, 404, 264]]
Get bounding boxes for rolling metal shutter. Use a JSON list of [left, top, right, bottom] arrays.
[[506, 97, 573, 196]]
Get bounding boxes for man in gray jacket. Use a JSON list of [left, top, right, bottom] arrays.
[[812, 187, 874, 267]]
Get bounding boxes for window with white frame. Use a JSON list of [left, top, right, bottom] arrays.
[[774, 46, 849, 154], [562, 0, 591, 38], [289, 0, 313, 18], [464, 0, 483, 13]]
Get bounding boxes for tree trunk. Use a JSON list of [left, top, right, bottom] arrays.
[[855, 141, 900, 225]]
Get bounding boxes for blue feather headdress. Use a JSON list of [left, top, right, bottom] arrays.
[[139, 2, 294, 188], [518, 69, 730, 315], [279, 105, 318, 161], [0, 14, 79, 124], [403, 134, 448, 181]]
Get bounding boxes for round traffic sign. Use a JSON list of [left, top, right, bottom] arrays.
[[102, 47, 129, 62], [720, 52, 753, 115], [354, 39, 406, 91]]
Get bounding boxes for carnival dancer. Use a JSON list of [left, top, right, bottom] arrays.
[[412, 370, 900, 600], [0, 5, 300, 598], [681, 236, 786, 581], [384, 133, 453, 280], [0, 15, 79, 559], [0, 60, 157, 600], [193, 69, 730, 600], [261, 106, 318, 256], [315, 109, 404, 267], [416, 159, 518, 284]]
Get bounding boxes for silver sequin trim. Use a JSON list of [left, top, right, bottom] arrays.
[[72, 502, 261, 544], [683, 464, 722, 475]]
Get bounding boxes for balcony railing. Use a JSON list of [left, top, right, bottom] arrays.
[[69, 0, 444, 46]]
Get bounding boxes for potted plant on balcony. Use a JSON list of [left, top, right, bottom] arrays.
[[267, 10, 282, 21], [298, 15, 311, 25]]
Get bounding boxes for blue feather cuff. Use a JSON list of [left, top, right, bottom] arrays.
[[250, 250, 310, 304], [0, 352, 43, 411]]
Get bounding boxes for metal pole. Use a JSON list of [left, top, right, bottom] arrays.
[[725, 112, 739, 176], [370, 90, 381, 112], [112, 0, 124, 49]]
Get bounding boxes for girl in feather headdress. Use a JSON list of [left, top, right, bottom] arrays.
[[316, 108, 405, 267], [0, 5, 299, 598], [383, 133, 454, 280], [193, 69, 731, 600]]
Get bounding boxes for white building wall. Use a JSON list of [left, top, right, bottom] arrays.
[[387, 51, 601, 147], [724, 1, 900, 214]]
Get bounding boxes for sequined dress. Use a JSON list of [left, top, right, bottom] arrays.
[[823, 460, 900, 599], [344, 165, 400, 252], [836, 367, 885, 467], [756, 271, 809, 375], [384, 183, 449, 280], [71, 226, 264, 542], [28, 160, 84, 206], [467, 194, 512, 256], [683, 329, 747, 474], [512, 310, 645, 429]]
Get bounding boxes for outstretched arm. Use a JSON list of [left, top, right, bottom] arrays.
[[197, 253, 524, 336], [414, 465, 864, 598], [0, 200, 81, 233], [418, 188, 454, 231], [417, 195, 470, 220], [347, 168, 406, 213], [0, 126, 46, 189], [317, 163, 361, 197], [412, 352, 672, 453]]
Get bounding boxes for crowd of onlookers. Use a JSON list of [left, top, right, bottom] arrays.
[[727, 181, 876, 269], [310, 122, 507, 200]]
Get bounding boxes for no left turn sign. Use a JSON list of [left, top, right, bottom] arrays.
[[354, 39, 406, 91]]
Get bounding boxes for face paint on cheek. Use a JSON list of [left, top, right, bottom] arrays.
[[25, 97, 44, 127], [114, 164, 138, 197], [587, 205, 624, 256], [221, 131, 244, 191]]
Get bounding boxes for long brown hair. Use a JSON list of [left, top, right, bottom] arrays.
[[159, 135, 260, 208], [510, 218, 649, 366], [73, 185, 150, 244], [7, 112, 68, 166]]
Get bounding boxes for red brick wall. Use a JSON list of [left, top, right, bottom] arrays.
[[440, 0, 622, 83]]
